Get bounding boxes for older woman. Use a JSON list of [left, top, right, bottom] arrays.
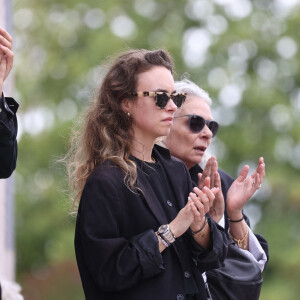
[[163, 78, 268, 266], [66, 50, 229, 299]]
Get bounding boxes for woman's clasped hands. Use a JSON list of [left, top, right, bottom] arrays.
[[169, 180, 219, 243]]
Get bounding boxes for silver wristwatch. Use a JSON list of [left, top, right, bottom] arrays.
[[158, 224, 176, 246]]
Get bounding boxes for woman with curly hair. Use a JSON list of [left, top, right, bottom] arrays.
[[66, 49, 228, 300]]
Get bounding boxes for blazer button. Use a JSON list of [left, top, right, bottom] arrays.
[[176, 294, 184, 300], [184, 271, 190, 278], [166, 200, 173, 207]]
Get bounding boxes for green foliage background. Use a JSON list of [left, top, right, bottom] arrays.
[[11, 0, 300, 299]]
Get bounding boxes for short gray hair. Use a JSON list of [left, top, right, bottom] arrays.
[[174, 78, 212, 105]]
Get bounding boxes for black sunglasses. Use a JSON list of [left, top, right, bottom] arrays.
[[174, 114, 219, 137], [130, 91, 187, 109]]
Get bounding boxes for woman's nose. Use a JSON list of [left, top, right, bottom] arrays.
[[166, 99, 178, 111], [200, 124, 213, 138]]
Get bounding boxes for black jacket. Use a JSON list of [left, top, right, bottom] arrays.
[[0, 94, 18, 178], [75, 145, 229, 300], [189, 165, 269, 264]]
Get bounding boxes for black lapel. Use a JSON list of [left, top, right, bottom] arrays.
[[153, 145, 188, 210], [136, 166, 168, 225]]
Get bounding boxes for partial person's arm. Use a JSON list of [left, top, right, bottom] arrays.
[[0, 27, 18, 178], [0, 95, 18, 178], [226, 157, 265, 251]]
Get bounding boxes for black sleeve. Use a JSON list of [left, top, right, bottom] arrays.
[[0, 95, 19, 178], [188, 216, 229, 272], [76, 173, 165, 292]]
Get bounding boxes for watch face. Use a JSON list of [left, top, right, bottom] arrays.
[[158, 224, 168, 235]]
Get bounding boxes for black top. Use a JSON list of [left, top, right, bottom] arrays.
[[0, 93, 19, 178], [75, 145, 228, 300], [133, 157, 179, 220]]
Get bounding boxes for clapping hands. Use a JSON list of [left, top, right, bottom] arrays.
[[196, 155, 265, 223], [169, 180, 219, 238], [0, 27, 14, 95]]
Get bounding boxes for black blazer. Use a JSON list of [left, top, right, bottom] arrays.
[[75, 145, 229, 300], [189, 165, 269, 264], [0, 95, 19, 178]]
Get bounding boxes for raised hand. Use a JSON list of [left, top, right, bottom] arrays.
[[226, 157, 265, 219], [198, 156, 217, 189], [198, 156, 224, 223], [0, 27, 14, 95]]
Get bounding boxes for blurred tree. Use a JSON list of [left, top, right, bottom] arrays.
[[12, 0, 300, 298]]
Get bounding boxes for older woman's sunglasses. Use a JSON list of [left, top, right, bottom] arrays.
[[130, 91, 187, 109], [174, 114, 219, 137]]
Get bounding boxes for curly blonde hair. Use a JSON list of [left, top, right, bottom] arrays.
[[66, 49, 174, 210]]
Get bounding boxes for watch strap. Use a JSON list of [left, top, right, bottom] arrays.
[[158, 234, 169, 247], [158, 224, 176, 245]]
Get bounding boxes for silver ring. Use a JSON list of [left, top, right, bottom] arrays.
[[258, 184, 261, 189]]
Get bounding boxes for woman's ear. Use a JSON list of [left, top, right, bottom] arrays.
[[121, 98, 132, 114]]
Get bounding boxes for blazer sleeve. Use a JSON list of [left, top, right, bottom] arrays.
[[0, 95, 19, 178], [75, 171, 165, 292], [188, 216, 229, 273]]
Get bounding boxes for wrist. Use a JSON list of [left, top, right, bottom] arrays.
[[228, 215, 244, 223], [210, 208, 223, 223], [229, 226, 249, 249], [190, 216, 208, 236], [169, 222, 179, 239], [157, 224, 176, 246], [156, 233, 169, 248], [227, 210, 243, 221]]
